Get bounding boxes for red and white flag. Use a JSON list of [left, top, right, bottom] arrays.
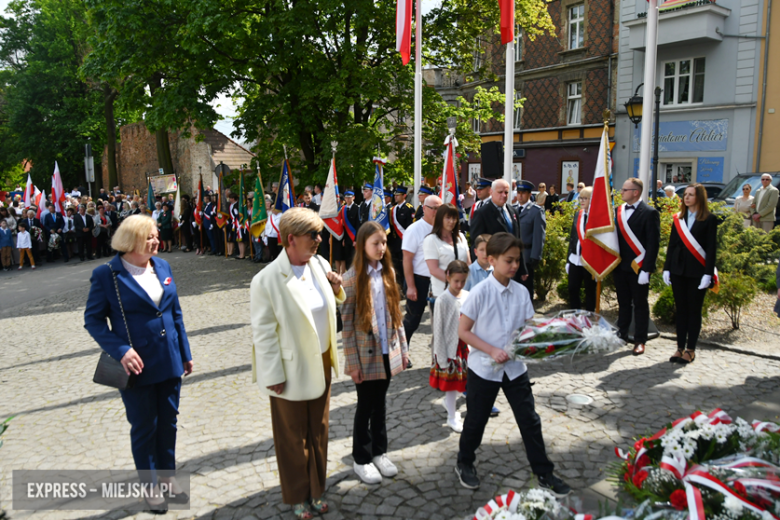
[[51, 161, 66, 214], [34, 188, 44, 219], [23, 173, 35, 209], [582, 125, 621, 281], [320, 156, 344, 240], [497, 0, 514, 45], [396, 0, 412, 65], [439, 135, 459, 207]]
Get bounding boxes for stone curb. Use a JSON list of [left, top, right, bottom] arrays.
[[658, 332, 780, 362]]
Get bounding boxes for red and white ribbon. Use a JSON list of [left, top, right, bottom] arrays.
[[672, 214, 720, 292], [616, 203, 645, 273], [752, 420, 780, 433]]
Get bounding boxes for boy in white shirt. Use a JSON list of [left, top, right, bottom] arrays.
[[456, 232, 569, 496], [16, 222, 36, 270]]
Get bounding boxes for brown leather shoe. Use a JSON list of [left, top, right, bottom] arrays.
[[632, 344, 646, 356]]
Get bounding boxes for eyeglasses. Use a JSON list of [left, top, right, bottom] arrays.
[[620, 188, 639, 192], [423, 204, 441, 211], [743, 188, 750, 191], [303, 230, 320, 241]]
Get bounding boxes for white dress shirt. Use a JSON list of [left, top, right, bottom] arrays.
[[368, 263, 389, 354], [121, 257, 164, 306], [401, 219, 433, 277], [459, 273, 535, 382], [291, 264, 330, 353], [16, 230, 32, 249], [569, 212, 587, 267], [686, 211, 697, 229]]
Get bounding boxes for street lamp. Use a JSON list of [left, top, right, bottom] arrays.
[[624, 84, 663, 202], [624, 84, 644, 128]]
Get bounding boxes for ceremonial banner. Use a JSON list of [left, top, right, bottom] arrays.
[[215, 172, 229, 229], [146, 180, 155, 215], [274, 160, 295, 213], [438, 135, 461, 210], [250, 174, 268, 238], [173, 183, 182, 222], [396, 0, 412, 65], [51, 161, 66, 214], [237, 171, 247, 242], [369, 158, 390, 231], [193, 175, 204, 228], [148, 174, 178, 195], [320, 156, 344, 240], [582, 124, 621, 281]]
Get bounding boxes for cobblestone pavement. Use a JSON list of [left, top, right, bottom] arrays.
[[2, 253, 780, 520]]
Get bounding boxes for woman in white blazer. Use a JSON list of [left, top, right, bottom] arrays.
[[250, 208, 344, 520]]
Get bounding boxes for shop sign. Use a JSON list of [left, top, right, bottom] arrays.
[[632, 119, 728, 152]]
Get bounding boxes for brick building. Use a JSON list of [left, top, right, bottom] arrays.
[[433, 0, 619, 193], [101, 122, 255, 197]]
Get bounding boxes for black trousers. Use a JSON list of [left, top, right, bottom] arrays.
[[77, 235, 93, 260], [613, 269, 650, 344], [352, 355, 391, 465], [96, 231, 110, 258], [458, 370, 554, 476], [391, 251, 406, 294], [568, 264, 596, 311], [267, 237, 281, 261], [344, 238, 355, 270], [671, 274, 707, 351], [403, 274, 431, 343]]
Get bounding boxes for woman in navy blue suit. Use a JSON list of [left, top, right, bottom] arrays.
[[84, 215, 193, 514]]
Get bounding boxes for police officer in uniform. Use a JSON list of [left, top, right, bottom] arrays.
[[515, 180, 546, 299], [389, 186, 415, 290], [414, 185, 434, 221], [469, 178, 494, 219], [384, 189, 394, 210], [359, 183, 373, 224]]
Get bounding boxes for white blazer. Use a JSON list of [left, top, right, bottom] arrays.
[[250, 249, 344, 401]]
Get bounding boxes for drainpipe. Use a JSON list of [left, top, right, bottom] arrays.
[[757, 0, 772, 172]]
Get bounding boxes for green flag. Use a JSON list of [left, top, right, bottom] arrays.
[[250, 174, 268, 237]]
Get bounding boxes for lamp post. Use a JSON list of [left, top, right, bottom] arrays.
[[624, 84, 663, 202]]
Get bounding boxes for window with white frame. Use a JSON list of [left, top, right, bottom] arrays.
[[566, 82, 582, 125], [473, 38, 483, 71], [663, 58, 705, 106], [514, 27, 523, 61], [568, 4, 585, 50], [514, 91, 523, 130], [472, 99, 481, 133]]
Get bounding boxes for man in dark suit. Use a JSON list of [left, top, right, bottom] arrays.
[[564, 183, 577, 202], [413, 185, 434, 221], [74, 204, 94, 261], [614, 178, 660, 356], [359, 184, 373, 224], [469, 179, 528, 284], [515, 181, 546, 298], [389, 186, 415, 290], [343, 191, 361, 269], [43, 208, 68, 262], [23, 209, 44, 265]]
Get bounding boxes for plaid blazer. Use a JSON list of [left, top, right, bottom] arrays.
[[341, 267, 408, 381]]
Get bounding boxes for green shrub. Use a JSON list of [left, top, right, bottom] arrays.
[[652, 285, 676, 324], [536, 201, 577, 301], [709, 272, 758, 329], [556, 279, 569, 302]]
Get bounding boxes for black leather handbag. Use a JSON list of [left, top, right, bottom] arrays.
[[92, 269, 136, 390]]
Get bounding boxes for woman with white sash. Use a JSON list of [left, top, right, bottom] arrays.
[[565, 187, 596, 311], [662, 184, 718, 364]]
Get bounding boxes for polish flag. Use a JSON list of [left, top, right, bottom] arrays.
[[396, 0, 412, 65], [23, 173, 35, 208], [51, 161, 66, 214], [582, 125, 621, 281], [320, 157, 344, 240], [34, 188, 44, 219], [498, 0, 514, 45]]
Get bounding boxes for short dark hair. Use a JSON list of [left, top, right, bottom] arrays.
[[18, 222, 27, 230], [486, 232, 523, 258], [446, 259, 469, 276], [474, 234, 492, 248]]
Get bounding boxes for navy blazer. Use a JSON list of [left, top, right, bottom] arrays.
[[84, 254, 192, 386], [43, 213, 65, 234], [664, 213, 718, 278]]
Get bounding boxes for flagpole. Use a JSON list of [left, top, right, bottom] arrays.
[[503, 41, 515, 183], [638, 0, 659, 201], [412, 0, 422, 209], [595, 281, 602, 314]]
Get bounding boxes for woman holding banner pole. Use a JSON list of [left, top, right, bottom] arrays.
[[662, 184, 718, 365]]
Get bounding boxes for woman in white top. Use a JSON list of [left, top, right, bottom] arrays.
[[423, 203, 470, 299], [151, 202, 162, 222], [733, 183, 754, 228]]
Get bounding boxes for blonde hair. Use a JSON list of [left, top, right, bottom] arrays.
[[578, 187, 593, 199], [279, 207, 323, 247], [111, 215, 157, 253]]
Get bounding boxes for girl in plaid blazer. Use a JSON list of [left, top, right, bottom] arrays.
[[342, 221, 409, 485]]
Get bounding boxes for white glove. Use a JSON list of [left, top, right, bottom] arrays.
[[663, 270, 671, 286], [565, 263, 570, 275], [637, 271, 650, 285], [698, 274, 712, 290]]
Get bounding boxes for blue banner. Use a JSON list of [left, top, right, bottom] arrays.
[[370, 161, 390, 231], [696, 157, 724, 183], [632, 119, 728, 153], [274, 160, 295, 213]]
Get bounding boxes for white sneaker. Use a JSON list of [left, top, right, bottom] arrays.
[[353, 462, 382, 484], [447, 412, 463, 433], [372, 454, 398, 477]]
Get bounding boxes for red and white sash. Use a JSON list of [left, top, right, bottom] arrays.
[[616, 203, 645, 274], [391, 205, 406, 239], [269, 212, 280, 237], [672, 213, 719, 293]]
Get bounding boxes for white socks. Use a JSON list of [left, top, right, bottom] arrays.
[[444, 391, 458, 420]]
